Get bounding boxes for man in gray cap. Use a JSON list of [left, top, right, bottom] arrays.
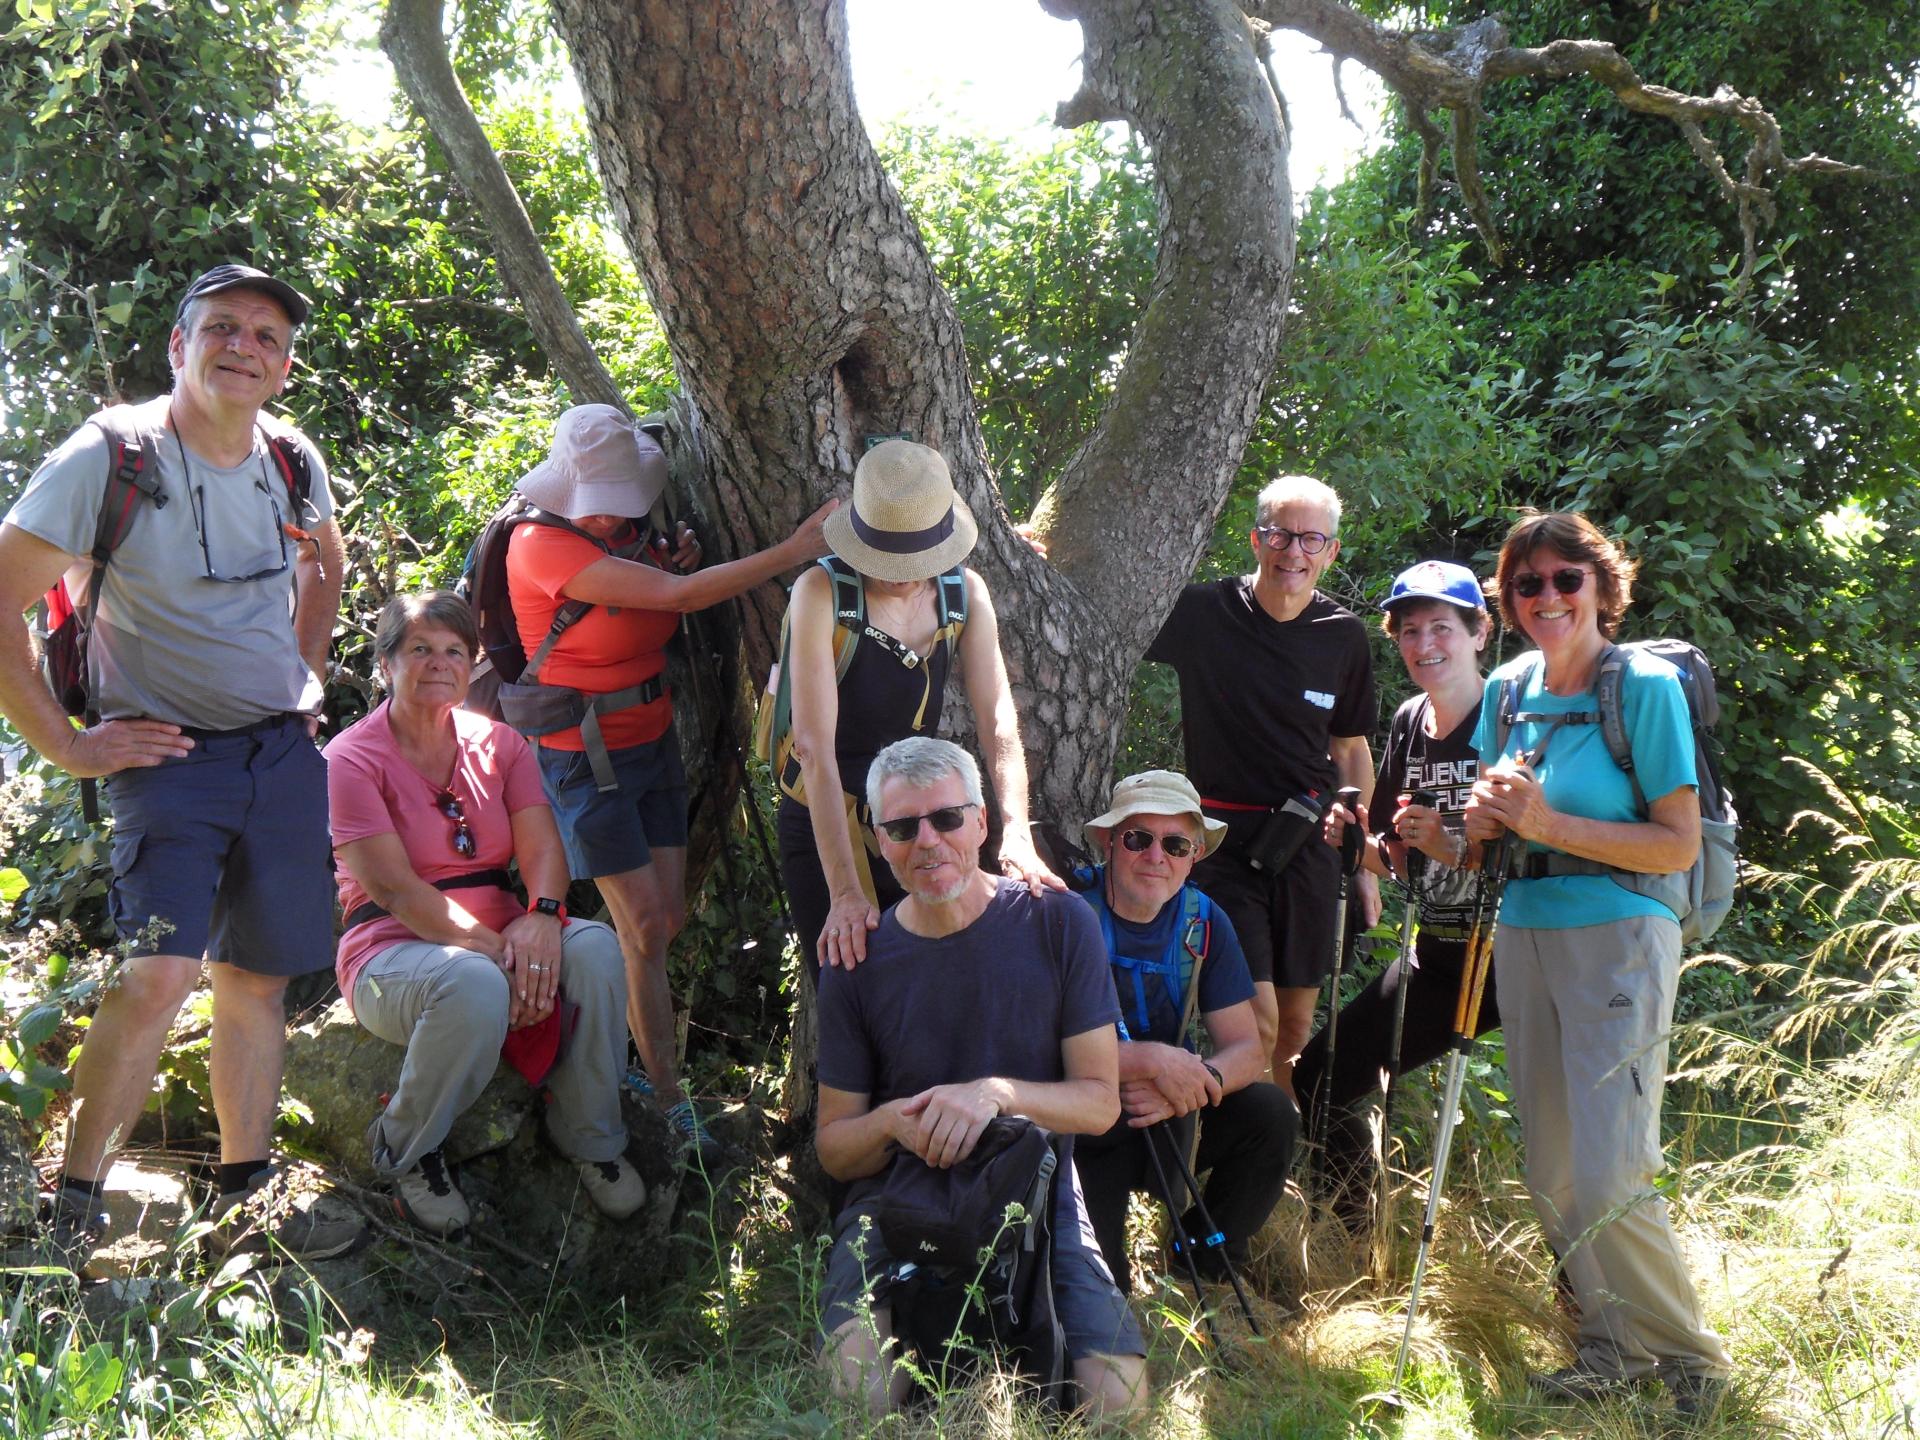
[[0, 262, 359, 1270]]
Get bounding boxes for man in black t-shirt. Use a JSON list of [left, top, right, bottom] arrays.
[[815, 737, 1146, 1421], [1145, 475, 1378, 1097]]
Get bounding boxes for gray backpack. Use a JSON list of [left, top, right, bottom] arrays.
[[1493, 639, 1738, 945]]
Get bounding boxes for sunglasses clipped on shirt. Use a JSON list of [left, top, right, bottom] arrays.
[[1118, 828, 1199, 859], [1511, 567, 1592, 599], [435, 788, 476, 859], [875, 802, 978, 845]]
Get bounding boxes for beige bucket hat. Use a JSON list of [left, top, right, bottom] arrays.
[[518, 404, 667, 521], [822, 439, 979, 582], [1083, 770, 1228, 856]]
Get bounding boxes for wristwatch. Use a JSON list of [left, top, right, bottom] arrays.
[[529, 896, 567, 922]]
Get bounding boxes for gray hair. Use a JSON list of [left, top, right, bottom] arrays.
[[1255, 474, 1342, 533], [373, 590, 480, 667], [866, 737, 984, 819]]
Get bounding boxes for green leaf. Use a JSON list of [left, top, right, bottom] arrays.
[[16, 1002, 63, 1050]]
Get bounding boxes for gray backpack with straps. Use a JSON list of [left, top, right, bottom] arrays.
[[1493, 638, 1738, 945]]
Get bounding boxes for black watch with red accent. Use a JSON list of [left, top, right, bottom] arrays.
[[529, 896, 567, 922]]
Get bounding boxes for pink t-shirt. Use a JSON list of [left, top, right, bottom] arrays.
[[324, 702, 550, 1009]]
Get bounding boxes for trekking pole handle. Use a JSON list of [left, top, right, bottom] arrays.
[[1336, 786, 1364, 876], [1403, 787, 1440, 883]]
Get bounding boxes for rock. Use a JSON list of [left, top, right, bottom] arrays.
[[280, 1000, 531, 1180]]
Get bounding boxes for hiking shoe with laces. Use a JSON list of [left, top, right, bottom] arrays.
[[622, 1064, 654, 1097], [1527, 1364, 1636, 1404], [391, 1150, 471, 1236], [23, 1187, 110, 1279], [575, 1154, 647, 1219], [1666, 1370, 1729, 1421], [665, 1097, 722, 1163], [206, 1168, 365, 1264]]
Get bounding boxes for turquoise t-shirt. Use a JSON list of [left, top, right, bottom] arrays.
[[1472, 648, 1696, 930]]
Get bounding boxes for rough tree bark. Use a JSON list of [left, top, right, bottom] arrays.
[[386, 0, 1860, 844]]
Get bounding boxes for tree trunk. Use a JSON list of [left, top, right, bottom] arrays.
[[547, 0, 1297, 832]]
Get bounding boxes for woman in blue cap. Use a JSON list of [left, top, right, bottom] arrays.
[[1293, 559, 1500, 1227]]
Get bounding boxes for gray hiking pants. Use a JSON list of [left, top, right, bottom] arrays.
[[353, 920, 629, 1176], [1497, 913, 1731, 1382]]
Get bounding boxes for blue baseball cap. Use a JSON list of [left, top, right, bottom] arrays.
[[1380, 560, 1486, 613]]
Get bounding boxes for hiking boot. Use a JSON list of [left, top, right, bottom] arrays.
[[574, 1154, 647, 1220], [1666, 1370, 1729, 1421], [25, 1187, 110, 1279], [205, 1168, 365, 1264], [391, 1150, 470, 1236], [1527, 1364, 1636, 1404], [665, 1097, 722, 1164]]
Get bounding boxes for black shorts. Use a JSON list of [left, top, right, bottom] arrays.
[[1192, 831, 1340, 990]]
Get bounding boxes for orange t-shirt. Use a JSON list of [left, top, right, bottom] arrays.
[[505, 522, 678, 751]]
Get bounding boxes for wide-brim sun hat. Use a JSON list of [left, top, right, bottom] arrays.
[[823, 439, 979, 583], [518, 404, 668, 521], [1381, 559, 1487, 613], [1083, 769, 1229, 856]]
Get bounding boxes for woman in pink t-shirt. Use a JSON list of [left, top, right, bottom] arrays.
[[325, 591, 644, 1236]]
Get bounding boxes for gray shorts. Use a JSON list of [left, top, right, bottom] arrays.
[[535, 728, 689, 878], [104, 714, 333, 976], [818, 1161, 1145, 1361]]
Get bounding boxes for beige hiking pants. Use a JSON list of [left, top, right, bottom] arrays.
[[1496, 913, 1731, 1381]]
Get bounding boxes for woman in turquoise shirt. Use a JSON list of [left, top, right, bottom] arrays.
[[1465, 511, 1730, 1415]]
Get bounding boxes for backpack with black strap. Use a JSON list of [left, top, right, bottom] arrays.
[[1073, 866, 1213, 1048], [35, 404, 315, 821], [1491, 638, 1738, 945], [868, 1116, 1071, 1410], [752, 555, 969, 792], [456, 494, 664, 794]]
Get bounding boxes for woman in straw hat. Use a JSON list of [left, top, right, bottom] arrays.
[[507, 403, 834, 1154], [774, 439, 1062, 983]]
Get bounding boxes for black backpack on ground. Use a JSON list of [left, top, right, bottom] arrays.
[[456, 494, 661, 793], [869, 1117, 1071, 1410], [35, 404, 315, 821]]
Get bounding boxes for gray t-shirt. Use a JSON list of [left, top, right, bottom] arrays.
[[6, 395, 334, 729], [818, 879, 1122, 1207]]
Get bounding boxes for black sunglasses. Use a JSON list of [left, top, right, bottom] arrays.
[[1511, 567, 1590, 599], [1118, 828, 1198, 859], [876, 803, 977, 844], [434, 788, 476, 859]]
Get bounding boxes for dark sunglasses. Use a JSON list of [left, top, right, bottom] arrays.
[[434, 788, 476, 859], [1511, 567, 1590, 599], [1254, 524, 1331, 556], [876, 803, 977, 844], [1118, 828, 1198, 859]]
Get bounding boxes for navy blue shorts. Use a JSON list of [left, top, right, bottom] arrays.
[[104, 714, 334, 977], [817, 1162, 1145, 1361], [535, 727, 689, 879]]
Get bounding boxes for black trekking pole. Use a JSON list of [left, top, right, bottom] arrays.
[[1388, 828, 1509, 1395], [1152, 1122, 1263, 1337], [1311, 786, 1366, 1179], [1372, 788, 1437, 1273], [1140, 1120, 1226, 1351]]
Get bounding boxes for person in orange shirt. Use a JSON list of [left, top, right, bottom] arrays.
[[507, 404, 834, 1155]]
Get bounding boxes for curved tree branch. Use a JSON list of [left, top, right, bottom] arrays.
[[1245, 0, 1870, 281], [380, 0, 623, 411]]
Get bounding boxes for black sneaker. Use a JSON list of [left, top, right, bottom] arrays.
[[21, 1188, 110, 1280], [1666, 1371, 1729, 1421], [205, 1168, 365, 1264], [1527, 1364, 1636, 1403]]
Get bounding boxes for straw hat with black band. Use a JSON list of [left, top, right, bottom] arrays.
[[823, 439, 979, 583]]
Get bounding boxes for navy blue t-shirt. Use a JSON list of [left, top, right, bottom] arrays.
[[1075, 881, 1253, 1046], [817, 880, 1121, 1106]]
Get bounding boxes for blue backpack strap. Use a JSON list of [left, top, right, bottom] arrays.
[[1086, 869, 1207, 1047], [821, 555, 865, 681]]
